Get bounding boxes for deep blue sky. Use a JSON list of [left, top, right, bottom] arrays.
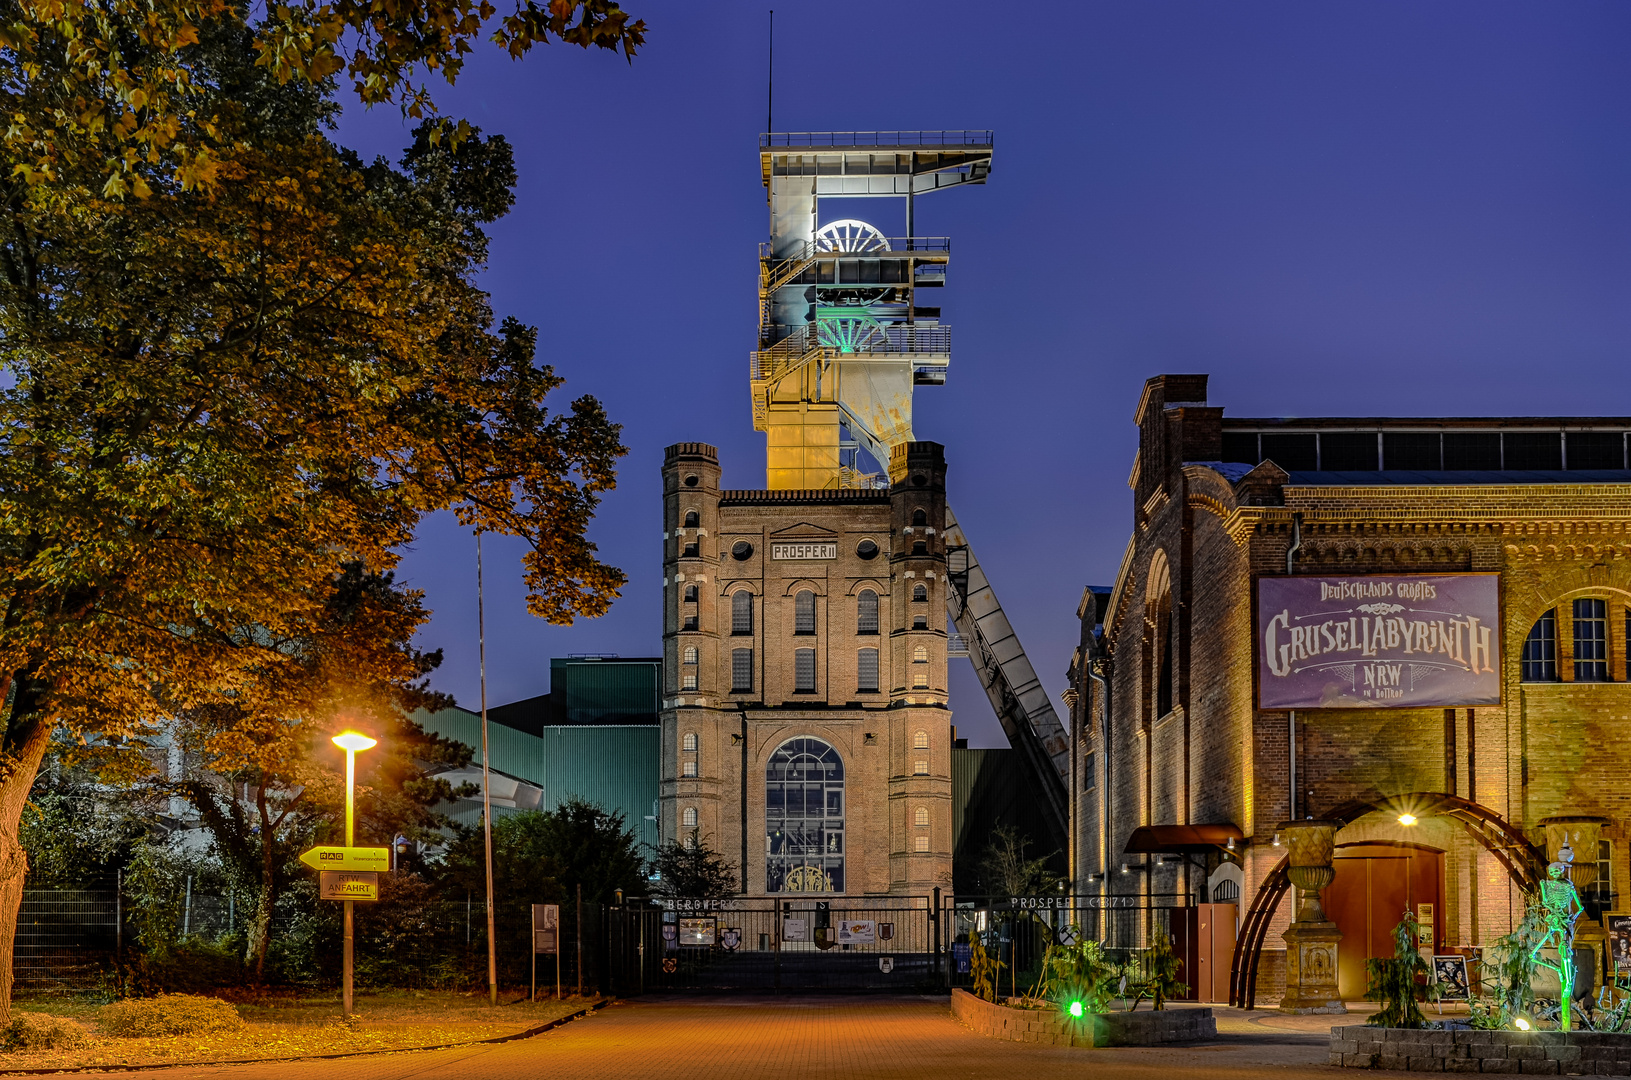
[[335, 1, 1631, 746]]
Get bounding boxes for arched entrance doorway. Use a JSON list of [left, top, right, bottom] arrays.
[[1229, 793, 1545, 1008]]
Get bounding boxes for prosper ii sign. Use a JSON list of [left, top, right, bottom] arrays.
[[1257, 574, 1501, 709]]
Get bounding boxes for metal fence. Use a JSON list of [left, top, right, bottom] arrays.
[[946, 895, 1193, 998], [15, 890, 119, 990]]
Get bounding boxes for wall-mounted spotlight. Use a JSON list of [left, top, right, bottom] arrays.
[[1272, 832, 1282, 847]]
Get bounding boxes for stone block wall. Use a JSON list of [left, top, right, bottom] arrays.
[[950, 990, 1216, 1048], [1331, 1025, 1631, 1075]]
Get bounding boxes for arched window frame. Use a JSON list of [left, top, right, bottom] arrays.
[[682, 732, 698, 752], [683, 510, 699, 528], [765, 738, 845, 893], [912, 583, 927, 602], [682, 807, 698, 827], [794, 589, 817, 635], [913, 730, 929, 749], [1521, 609, 1559, 683], [731, 590, 754, 635]]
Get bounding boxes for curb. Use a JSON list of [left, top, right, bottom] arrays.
[[0, 998, 614, 1076]]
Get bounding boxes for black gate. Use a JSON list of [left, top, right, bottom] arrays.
[[601, 897, 946, 993]]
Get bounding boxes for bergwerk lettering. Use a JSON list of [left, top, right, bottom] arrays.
[[1263, 608, 1495, 677]]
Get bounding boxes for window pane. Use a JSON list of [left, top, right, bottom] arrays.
[[1319, 432, 1378, 471], [732, 591, 753, 634], [1383, 432, 1441, 471], [913, 583, 927, 602], [732, 648, 753, 691], [1443, 432, 1502, 470], [1505, 432, 1563, 471], [857, 648, 879, 692], [1522, 610, 1558, 682], [857, 590, 878, 634], [1568, 431, 1625, 471], [1574, 598, 1608, 682], [1259, 433, 1317, 471], [1220, 432, 1258, 465], [795, 590, 816, 634], [795, 648, 816, 692]]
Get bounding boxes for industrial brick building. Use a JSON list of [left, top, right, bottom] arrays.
[[1069, 373, 1631, 1002], [658, 441, 953, 897]]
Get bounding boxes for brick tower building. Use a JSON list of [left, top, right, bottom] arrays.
[[659, 441, 953, 898]]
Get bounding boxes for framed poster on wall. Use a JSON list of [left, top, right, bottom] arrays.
[[1606, 913, 1631, 977]]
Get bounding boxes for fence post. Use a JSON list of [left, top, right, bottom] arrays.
[[931, 888, 942, 986], [115, 872, 122, 955]]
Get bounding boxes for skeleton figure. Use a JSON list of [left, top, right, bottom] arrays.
[[1531, 844, 1585, 1031]]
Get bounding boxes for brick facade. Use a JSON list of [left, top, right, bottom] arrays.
[[660, 442, 953, 897], [1069, 375, 1631, 995]]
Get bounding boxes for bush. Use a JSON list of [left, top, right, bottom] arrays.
[[2, 1012, 90, 1052], [100, 994, 243, 1037]]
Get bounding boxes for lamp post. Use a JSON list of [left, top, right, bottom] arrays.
[[332, 730, 377, 1017]]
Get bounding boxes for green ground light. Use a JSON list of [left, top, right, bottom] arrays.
[[1067, 1001, 1084, 1018]]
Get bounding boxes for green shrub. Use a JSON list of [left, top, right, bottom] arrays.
[[2, 1012, 90, 1052], [100, 994, 243, 1037]]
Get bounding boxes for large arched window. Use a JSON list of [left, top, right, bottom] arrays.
[[683, 510, 699, 528], [795, 590, 816, 634], [766, 737, 845, 893], [913, 583, 927, 602], [857, 589, 879, 634], [731, 590, 753, 634]]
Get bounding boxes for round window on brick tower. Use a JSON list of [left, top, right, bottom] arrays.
[[856, 539, 879, 560]]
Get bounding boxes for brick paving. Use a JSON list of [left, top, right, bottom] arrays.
[[103, 996, 1357, 1080]]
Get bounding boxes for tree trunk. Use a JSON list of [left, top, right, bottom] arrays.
[[0, 700, 56, 1023], [250, 785, 276, 983]]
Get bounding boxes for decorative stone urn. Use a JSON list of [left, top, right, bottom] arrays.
[[1279, 819, 1345, 1015], [1539, 816, 1607, 894]]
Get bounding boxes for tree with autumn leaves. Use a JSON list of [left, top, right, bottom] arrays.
[[0, 0, 644, 1017]]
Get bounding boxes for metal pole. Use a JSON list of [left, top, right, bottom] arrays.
[[344, 745, 355, 1017], [478, 531, 498, 1006], [576, 882, 583, 997], [766, 9, 773, 135], [343, 901, 354, 1016]]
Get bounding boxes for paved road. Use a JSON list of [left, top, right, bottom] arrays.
[[113, 996, 1356, 1080]]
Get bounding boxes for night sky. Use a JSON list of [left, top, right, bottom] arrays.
[[334, 1, 1631, 746]]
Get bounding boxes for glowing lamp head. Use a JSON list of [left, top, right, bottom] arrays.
[[1514, 1017, 1531, 1031], [332, 731, 377, 753], [1067, 1001, 1084, 1018], [1398, 813, 1417, 827]]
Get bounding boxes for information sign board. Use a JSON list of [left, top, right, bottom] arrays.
[[319, 871, 380, 901], [533, 904, 559, 955]]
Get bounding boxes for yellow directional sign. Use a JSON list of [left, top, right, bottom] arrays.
[[299, 846, 390, 873]]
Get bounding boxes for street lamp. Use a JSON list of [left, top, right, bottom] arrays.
[[332, 730, 376, 1017]]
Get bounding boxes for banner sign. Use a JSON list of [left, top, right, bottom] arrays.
[[1257, 574, 1501, 709], [678, 918, 716, 946]]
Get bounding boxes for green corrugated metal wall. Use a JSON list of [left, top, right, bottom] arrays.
[[414, 706, 659, 850]]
